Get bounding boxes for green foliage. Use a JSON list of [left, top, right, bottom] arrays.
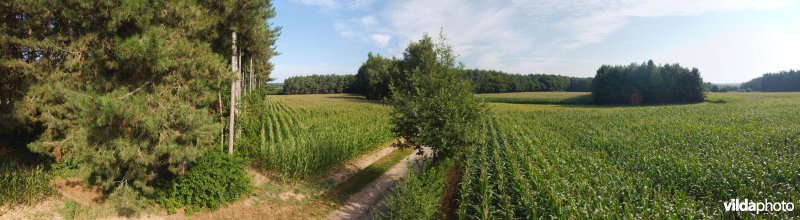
[[463, 69, 591, 93], [238, 94, 394, 178], [60, 200, 81, 220], [458, 93, 800, 218], [740, 69, 800, 92], [389, 34, 485, 158], [283, 74, 356, 94], [592, 60, 705, 105], [3, 0, 279, 194], [355, 53, 400, 100], [0, 157, 55, 210], [377, 159, 449, 220], [107, 184, 154, 217], [154, 151, 250, 214]]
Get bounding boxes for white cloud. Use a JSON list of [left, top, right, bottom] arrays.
[[368, 0, 796, 72], [369, 34, 392, 47], [536, 0, 797, 50], [360, 16, 378, 26], [286, 0, 798, 79]]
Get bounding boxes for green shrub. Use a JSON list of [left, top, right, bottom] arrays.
[[153, 151, 251, 214], [108, 184, 154, 217], [377, 159, 449, 219], [0, 157, 55, 209], [60, 200, 81, 220]]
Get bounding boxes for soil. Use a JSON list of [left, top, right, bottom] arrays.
[[53, 178, 105, 205]]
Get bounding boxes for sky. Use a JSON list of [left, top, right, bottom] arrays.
[[270, 0, 800, 83]]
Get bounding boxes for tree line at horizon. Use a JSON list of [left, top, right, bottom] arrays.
[[279, 66, 593, 97], [282, 74, 355, 94], [740, 70, 800, 92]]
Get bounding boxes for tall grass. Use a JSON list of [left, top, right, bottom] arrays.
[[458, 93, 800, 218], [238, 93, 394, 178], [377, 159, 449, 220], [0, 157, 55, 210]]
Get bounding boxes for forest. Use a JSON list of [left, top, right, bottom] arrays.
[[462, 69, 593, 93], [282, 74, 355, 94], [592, 60, 705, 105], [740, 70, 800, 92]]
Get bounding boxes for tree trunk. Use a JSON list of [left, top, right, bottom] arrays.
[[228, 31, 238, 155], [250, 58, 254, 92], [218, 91, 224, 150]]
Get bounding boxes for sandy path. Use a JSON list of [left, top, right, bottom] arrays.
[[325, 147, 432, 220]]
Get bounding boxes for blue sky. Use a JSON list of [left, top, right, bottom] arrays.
[[270, 0, 800, 83]]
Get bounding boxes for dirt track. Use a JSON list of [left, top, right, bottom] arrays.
[[325, 147, 432, 220]]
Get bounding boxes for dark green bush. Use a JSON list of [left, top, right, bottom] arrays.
[[153, 151, 251, 214]]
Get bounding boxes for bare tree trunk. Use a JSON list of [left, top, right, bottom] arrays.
[[218, 91, 224, 150], [228, 32, 238, 155], [250, 58, 254, 93], [239, 51, 244, 102]]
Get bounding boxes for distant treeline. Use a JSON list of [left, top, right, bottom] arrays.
[[462, 69, 593, 93], [280, 55, 592, 98], [283, 74, 355, 94], [740, 70, 800, 92], [704, 83, 739, 93], [593, 60, 704, 105]]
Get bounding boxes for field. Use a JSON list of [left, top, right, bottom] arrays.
[[240, 94, 394, 178], [477, 92, 592, 105], [458, 92, 800, 218]]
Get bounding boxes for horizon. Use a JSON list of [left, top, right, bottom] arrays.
[[270, 0, 800, 84]]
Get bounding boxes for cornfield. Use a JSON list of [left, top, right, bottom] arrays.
[[458, 92, 800, 218], [238, 94, 394, 178], [476, 92, 592, 105], [0, 157, 54, 211]]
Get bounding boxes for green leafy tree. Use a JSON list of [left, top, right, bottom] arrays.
[[389, 33, 484, 159], [355, 53, 399, 100]]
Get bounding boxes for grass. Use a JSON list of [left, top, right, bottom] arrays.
[[377, 158, 452, 220], [0, 156, 55, 212], [477, 92, 592, 105], [330, 148, 413, 197], [457, 92, 800, 218], [238, 93, 394, 179]]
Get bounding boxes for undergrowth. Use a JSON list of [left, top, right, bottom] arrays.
[[153, 151, 251, 215]]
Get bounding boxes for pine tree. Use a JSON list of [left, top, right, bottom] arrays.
[[3, 0, 279, 193]]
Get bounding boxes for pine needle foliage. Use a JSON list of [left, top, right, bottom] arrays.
[[1, 0, 279, 193]]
